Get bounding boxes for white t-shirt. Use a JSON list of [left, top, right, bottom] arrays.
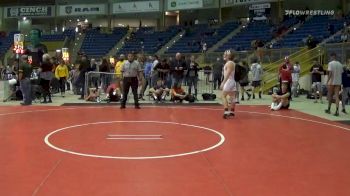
[[251, 63, 263, 81], [152, 60, 159, 70], [328, 60, 343, 85], [292, 64, 300, 82]]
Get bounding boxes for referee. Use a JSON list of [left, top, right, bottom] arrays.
[[120, 52, 142, 109]]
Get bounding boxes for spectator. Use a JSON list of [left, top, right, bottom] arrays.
[[325, 53, 343, 116], [212, 57, 223, 90], [115, 54, 126, 97], [89, 58, 99, 90], [202, 42, 207, 53], [310, 60, 324, 103], [149, 79, 170, 102], [153, 59, 170, 87], [19, 55, 32, 106], [105, 82, 121, 102], [279, 56, 293, 92], [251, 57, 264, 99], [171, 83, 189, 103], [341, 30, 348, 42], [187, 55, 200, 99], [140, 56, 153, 100], [170, 53, 187, 87], [78, 55, 90, 99], [40, 53, 54, 103], [55, 59, 69, 97], [341, 60, 350, 113], [306, 35, 317, 49], [99, 58, 111, 93], [239, 61, 251, 101], [70, 64, 80, 95], [137, 55, 146, 100], [271, 82, 291, 111], [85, 88, 100, 102], [291, 61, 301, 97]]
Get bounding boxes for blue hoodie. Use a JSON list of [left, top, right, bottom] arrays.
[[144, 62, 153, 77]]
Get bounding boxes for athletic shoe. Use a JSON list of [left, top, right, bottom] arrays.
[[342, 109, 347, 114], [334, 112, 339, 117], [325, 109, 331, 114], [135, 105, 141, 109], [120, 105, 126, 109]]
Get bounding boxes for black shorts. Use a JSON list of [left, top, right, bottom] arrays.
[[240, 82, 249, 87], [252, 81, 261, 87], [281, 104, 290, 109]]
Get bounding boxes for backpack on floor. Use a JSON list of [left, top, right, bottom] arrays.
[[185, 94, 195, 103], [202, 93, 216, 101]]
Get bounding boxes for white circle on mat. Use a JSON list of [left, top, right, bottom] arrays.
[[44, 121, 225, 160]]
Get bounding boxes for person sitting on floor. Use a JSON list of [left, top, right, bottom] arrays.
[[271, 81, 291, 111], [149, 79, 170, 102], [105, 82, 121, 102], [85, 88, 101, 102], [171, 84, 195, 103]]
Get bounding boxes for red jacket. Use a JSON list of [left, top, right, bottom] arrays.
[[279, 62, 293, 82]]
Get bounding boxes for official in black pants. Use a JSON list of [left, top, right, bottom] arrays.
[[121, 53, 142, 109]]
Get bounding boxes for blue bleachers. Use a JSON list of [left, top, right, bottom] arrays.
[[166, 21, 240, 54], [217, 21, 273, 52], [117, 26, 181, 55], [275, 16, 346, 48], [80, 27, 128, 58], [40, 29, 75, 42]]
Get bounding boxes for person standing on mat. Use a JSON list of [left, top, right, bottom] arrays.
[[341, 60, 350, 114], [120, 52, 142, 109], [325, 53, 343, 116], [220, 50, 236, 119]]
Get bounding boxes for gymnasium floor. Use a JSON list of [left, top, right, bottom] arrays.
[[1, 94, 350, 195]]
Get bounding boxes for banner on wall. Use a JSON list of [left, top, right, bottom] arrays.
[[167, 0, 203, 11], [113, 1, 160, 14], [58, 4, 106, 16], [249, 3, 271, 10], [249, 3, 271, 20], [4, 6, 54, 18], [225, 0, 278, 6]]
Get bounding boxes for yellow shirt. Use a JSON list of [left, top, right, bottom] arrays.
[[55, 64, 69, 78], [115, 60, 125, 77]]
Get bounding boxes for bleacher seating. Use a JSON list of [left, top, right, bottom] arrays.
[[40, 29, 76, 42], [0, 31, 19, 56], [80, 27, 127, 58], [275, 16, 345, 48], [217, 21, 273, 52], [166, 21, 240, 54], [117, 26, 181, 55]]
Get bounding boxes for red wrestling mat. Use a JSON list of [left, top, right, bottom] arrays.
[[0, 105, 349, 196]]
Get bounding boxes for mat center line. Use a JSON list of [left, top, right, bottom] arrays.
[[106, 134, 163, 140]]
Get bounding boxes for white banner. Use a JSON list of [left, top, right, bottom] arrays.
[[225, 0, 278, 6], [113, 1, 160, 14], [249, 3, 271, 10], [58, 4, 107, 16], [167, 0, 203, 11]]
